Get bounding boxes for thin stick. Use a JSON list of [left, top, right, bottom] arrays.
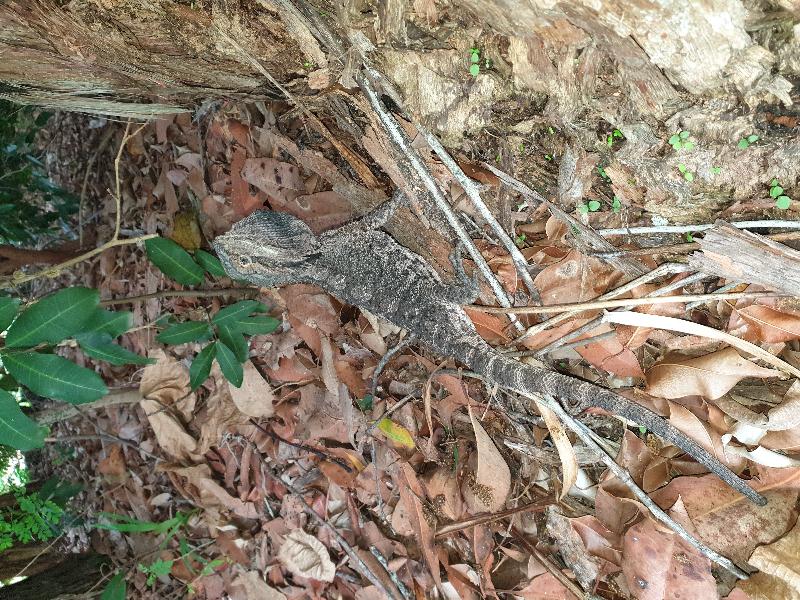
[[597, 220, 800, 237], [248, 419, 353, 473], [356, 70, 524, 330], [416, 126, 540, 300], [535, 394, 750, 579], [99, 287, 256, 306], [369, 547, 412, 600], [470, 290, 789, 315], [434, 499, 551, 538], [593, 230, 800, 258], [369, 336, 413, 398], [79, 127, 115, 246]]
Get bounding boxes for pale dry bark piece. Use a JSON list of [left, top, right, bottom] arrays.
[[689, 221, 800, 295]]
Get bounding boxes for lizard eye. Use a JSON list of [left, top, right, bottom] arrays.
[[238, 256, 254, 270]]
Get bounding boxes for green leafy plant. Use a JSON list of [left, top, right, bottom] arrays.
[[737, 134, 760, 149], [611, 196, 622, 213], [0, 101, 77, 245], [469, 47, 481, 77], [711, 166, 722, 175], [606, 128, 624, 148], [514, 233, 526, 247], [0, 288, 154, 452], [578, 200, 602, 214], [597, 165, 610, 181], [668, 130, 694, 151], [100, 572, 127, 600], [770, 178, 791, 210], [677, 163, 694, 182], [0, 479, 80, 552]]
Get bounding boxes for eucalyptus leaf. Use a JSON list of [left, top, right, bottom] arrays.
[[0, 296, 20, 332], [0, 389, 47, 451], [2, 351, 107, 404], [5, 287, 99, 348], [216, 342, 243, 387], [156, 321, 213, 345], [145, 237, 204, 285], [189, 343, 216, 391], [227, 315, 279, 335]]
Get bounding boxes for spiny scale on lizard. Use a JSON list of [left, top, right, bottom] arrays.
[[212, 195, 767, 506]]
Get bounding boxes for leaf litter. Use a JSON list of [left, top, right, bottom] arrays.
[[28, 92, 800, 600]]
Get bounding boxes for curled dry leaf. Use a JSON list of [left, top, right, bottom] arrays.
[[278, 529, 336, 583], [646, 347, 780, 400], [667, 402, 746, 472], [462, 405, 511, 514], [739, 517, 800, 600], [532, 397, 576, 500], [229, 361, 275, 418]]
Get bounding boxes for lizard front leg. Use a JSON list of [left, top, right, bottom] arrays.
[[441, 241, 480, 305]]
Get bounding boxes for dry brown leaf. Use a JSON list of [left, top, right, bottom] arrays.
[[242, 157, 305, 192], [575, 332, 644, 378], [739, 518, 800, 600], [278, 529, 336, 583], [737, 305, 800, 343], [170, 210, 202, 251], [139, 352, 199, 461], [422, 466, 464, 522], [646, 347, 780, 400], [463, 405, 511, 513], [651, 468, 800, 564], [533, 397, 576, 500], [621, 499, 717, 600], [396, 462, 441, 585], [165, 464, 259, 519], [196, 369, 251, 454], [464, 307, 511, 345], [667, 402, 746, 471], [229, 361, 275, 418], [269, 190, 352, 234], [230, 570, 287, 600], [766, 380, 800, 431]]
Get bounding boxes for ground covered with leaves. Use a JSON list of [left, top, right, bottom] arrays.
[[16, 93, 800, 600]]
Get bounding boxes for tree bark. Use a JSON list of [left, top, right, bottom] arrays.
[[0, 551, 107, 599]]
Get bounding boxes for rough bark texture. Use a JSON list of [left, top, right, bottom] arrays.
[[0, 552, 107, 599], [689, 221, 800, 294], [1, 0, 798, 223]]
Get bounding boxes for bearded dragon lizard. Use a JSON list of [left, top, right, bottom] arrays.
[[212, 195, 766, 506]]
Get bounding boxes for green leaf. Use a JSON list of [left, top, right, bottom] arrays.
[[216, 343, 243, 387], [683, 141, 694, 151], [77, 333, 155, 366], [0, 389, 47, 451], [224, 315, 279, 336], [711, 166, 722, 175], [747, 134, 759, 143], [211, 300, 265, 327], [145, 237, 204, 285], [217, 324, 248, 362], [587, 200, 601, 211], [96, 511, 188, 534], [5, 287, 99, 348], [190, 343, 216, 391], [770, 185, 784, 198], [668, 134, 680, 146], [684, 172, 694, 182], [469, 63, 480, 77], [737, 139, 749, 149], [470, 52, 480, 63], [0, 297, 20, 332], [611, 197, 621, 213], [193, 249, 226, 277], [2, 351, 107, 404], [577, 204, 589, 214], [100, 572, 127, 600], [677, 163, 687, 173], [772, 178, 780, 186], [377, 417, 415, 448], [679, 130, 690, 139], [83, 309, 133, 338], [156, 321, 212, 345], [776, 196, 791, 210]]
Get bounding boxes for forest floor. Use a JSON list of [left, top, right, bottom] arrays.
[[24, 92, 800, 600]]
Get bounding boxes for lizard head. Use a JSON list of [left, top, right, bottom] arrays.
[[212, 210, 320, 287]]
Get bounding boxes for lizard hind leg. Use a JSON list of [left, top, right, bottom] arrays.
[[442, 241, 480, 305]]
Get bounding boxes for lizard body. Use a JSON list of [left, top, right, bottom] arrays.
[[213, 197, 766, 506]]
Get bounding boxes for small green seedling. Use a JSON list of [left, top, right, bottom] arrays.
[[606, 128, 624, 148], [597, 165, 610, 181], [611, 196, 621, 213], [469, 48, 480, 76], [669, 130, 694, 151], [578, 200, 602, 213], [515, 233, 527, 247], [677, 163, 694, 182], [544, 153, 553, 161], [770, 178, 791, 210], [685, 232, 694, 242], [737, 134, 760, 149], [711, 166, 722, 175]]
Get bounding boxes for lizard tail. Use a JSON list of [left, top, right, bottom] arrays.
[[463, 346, 767, 506]]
